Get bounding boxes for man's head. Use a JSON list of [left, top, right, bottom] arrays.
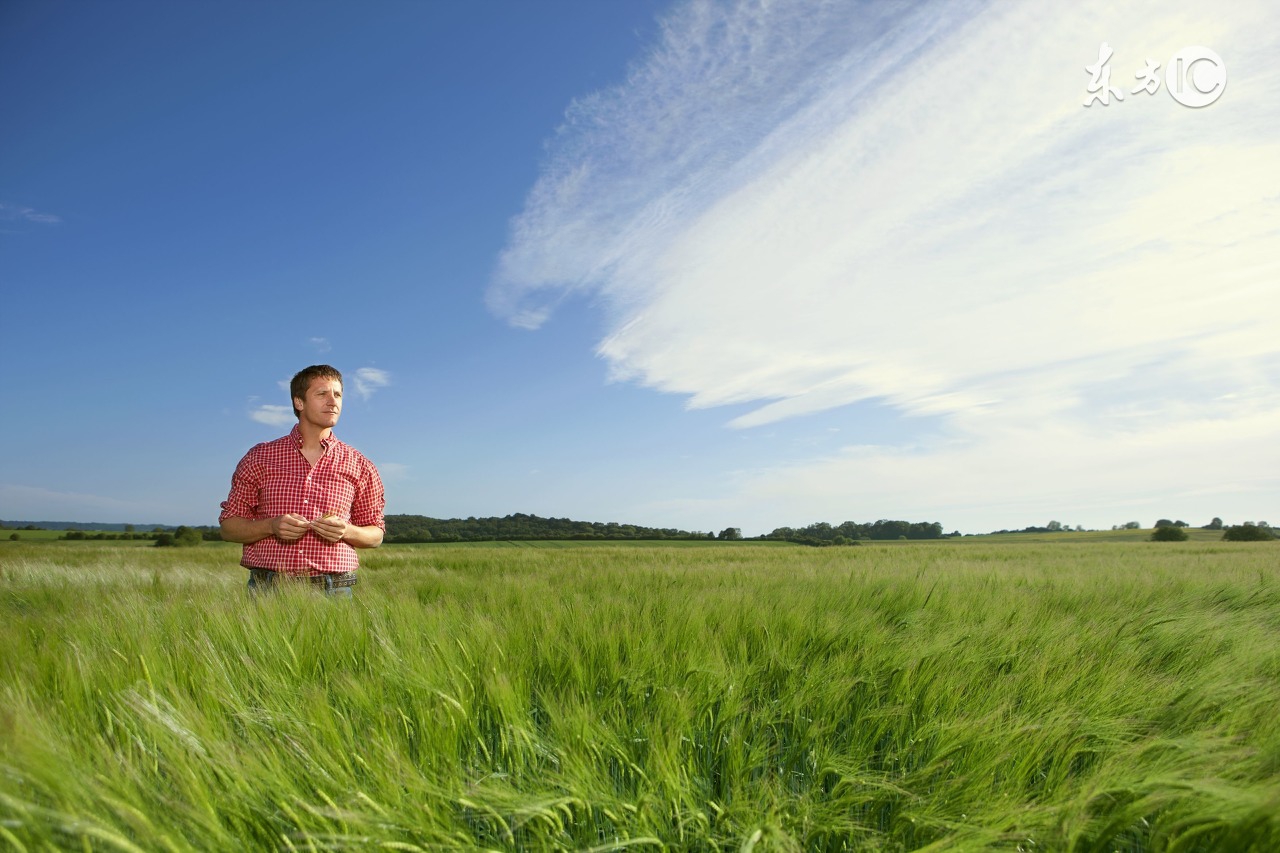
[[291, 364, 344, 421]]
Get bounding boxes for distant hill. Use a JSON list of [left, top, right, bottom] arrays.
[[384, 513, 714, 543], [0, 520, 176, 532]]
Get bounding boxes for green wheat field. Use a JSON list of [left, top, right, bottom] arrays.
[[1, 537, 1278, 851]]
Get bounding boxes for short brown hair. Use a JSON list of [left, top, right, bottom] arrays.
[[290, 365, 343, 419]]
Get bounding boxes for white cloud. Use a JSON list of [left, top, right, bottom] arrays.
[[0, 201, 61, 225], [353, 367, 391, 400], [490, 0, 1280, 529], [377, 461, 409, 481], [250, 404, 294, 427], [310, 337, 331, 353]]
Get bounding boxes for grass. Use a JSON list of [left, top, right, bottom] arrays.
[[1, 538, 1278, 851]]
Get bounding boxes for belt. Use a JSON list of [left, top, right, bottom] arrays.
[[310, 572, 358, 588], [249, 569, 358, 588]]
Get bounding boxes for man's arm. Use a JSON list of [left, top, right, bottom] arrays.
[[221, 514, 310, 544], [344, 523, 385, 549]]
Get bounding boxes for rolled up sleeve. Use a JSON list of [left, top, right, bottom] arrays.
[[219, 448, 264, 522], [350, 458, 386, 530]]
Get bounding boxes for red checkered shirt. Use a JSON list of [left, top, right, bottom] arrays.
[[219, 424, 386, 575]]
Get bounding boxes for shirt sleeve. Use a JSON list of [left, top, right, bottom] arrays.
[[219, 446, 265, 522], [349, 456, 386, 530]]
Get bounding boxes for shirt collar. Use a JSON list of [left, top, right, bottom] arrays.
[[289, 423, 335, 450]]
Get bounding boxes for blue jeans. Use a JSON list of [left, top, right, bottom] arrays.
[[247, 568, 354, 598]]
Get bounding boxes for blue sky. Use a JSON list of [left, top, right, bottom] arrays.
[[3, 0, 1278, 536]]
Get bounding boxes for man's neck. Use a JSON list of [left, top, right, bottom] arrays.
[[297, 422, 333, 450]]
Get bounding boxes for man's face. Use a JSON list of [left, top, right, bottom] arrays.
[[294, 377, 342, 429]]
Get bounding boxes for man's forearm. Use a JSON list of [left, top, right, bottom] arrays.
[[220, 516, 274, 544], [344, 524, 385, 549]]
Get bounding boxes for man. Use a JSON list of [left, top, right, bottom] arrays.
[[220, 365, 385, 595]]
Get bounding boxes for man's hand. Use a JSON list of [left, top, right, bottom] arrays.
[[309, 513, 348, 544], [271, 513, 311, 542]]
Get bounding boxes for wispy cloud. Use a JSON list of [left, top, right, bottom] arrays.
[[250, 404, 294, 427], [490, 0, 1280, 528], [309, 337, 331, 354], [377, 461, 409, 481], [0, 201, 61, 225], [0, 483, 137, 518], [353, 367, 391, 400]]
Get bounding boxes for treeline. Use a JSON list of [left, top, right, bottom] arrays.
[[761, 519, 949, 546], [60, 525, 220, 544], [991, 517, 1264, 535], [990, 523, 1088, 535], [1, 520, 170, 532], [385, 513, 715, 543], [61, 530, 169, 541]]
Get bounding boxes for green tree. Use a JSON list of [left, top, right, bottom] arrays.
[[717, 527, 742, 540], [1204, 517, 1224, 530], [1222, 524, 1275, 542], [1151, 525, 1188, 542], [173, 526, 203, 547]]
